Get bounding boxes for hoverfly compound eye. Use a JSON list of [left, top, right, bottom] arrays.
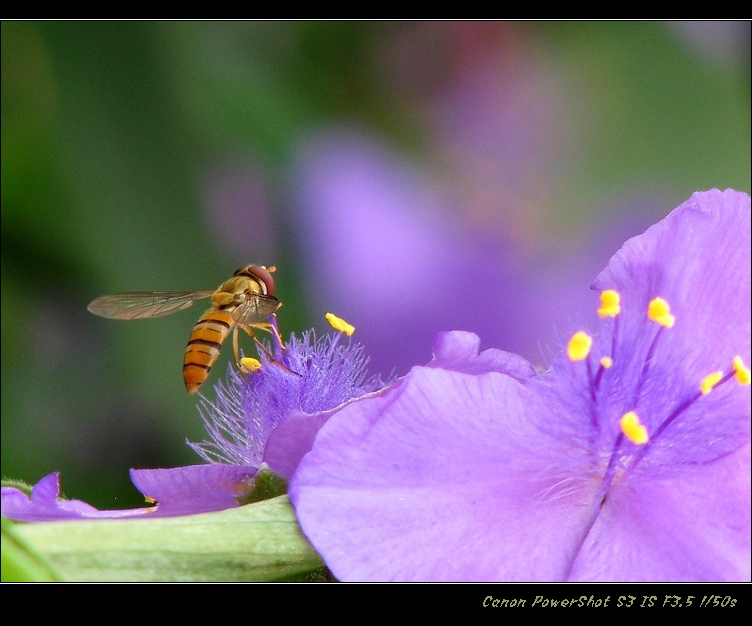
[[247, 265, 276, 296]]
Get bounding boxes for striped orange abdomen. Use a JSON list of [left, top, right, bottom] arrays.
[[183, 309, 235, 394]]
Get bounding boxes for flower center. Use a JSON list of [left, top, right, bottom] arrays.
[[566, 290, 750, 489]]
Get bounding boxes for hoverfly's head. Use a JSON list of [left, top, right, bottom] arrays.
[[234, 264, 277, 296]]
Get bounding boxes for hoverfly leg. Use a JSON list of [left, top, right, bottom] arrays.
[[238, 324, 300, 377], [269, 314, 286, 350], [247, 326, 276, 362], [232, 326, 251, 377], [246, 317, 286, 352]]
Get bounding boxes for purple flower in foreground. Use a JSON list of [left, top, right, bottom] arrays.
[[190, 330, 384, 480], [289, 189, 751, 582], [2, 328, 382, 521]]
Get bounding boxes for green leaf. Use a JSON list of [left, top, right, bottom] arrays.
[[11, 496, 324, 582], [1, 517, 63, 582]]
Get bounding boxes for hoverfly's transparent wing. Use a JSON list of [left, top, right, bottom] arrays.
[[87, 291, 215, 320], [235, 293, 282, 325]]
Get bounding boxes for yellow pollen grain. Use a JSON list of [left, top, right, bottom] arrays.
[[240, 357, 262, 372], [600, 356, 613, 369], [567, 331, 592, 361], [733, 356, 751, 385], [325, 312, 355, 336], [647, 297, 675, 328], [700, 371, 724, 395], [597, 290, 621, 317], [620, 411, 649, 445]]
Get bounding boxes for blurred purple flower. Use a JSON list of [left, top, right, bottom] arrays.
[[290, 130, 668, 376], [289, 189, 751, 582], [2, 329, 383, 522]]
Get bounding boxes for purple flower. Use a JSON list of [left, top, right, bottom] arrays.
[[289, 189, 751, 582], [2, 328, 383, 522], [190, 330, 384, 480]]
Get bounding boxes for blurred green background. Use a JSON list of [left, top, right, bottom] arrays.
[[2, 21, 750, 510]]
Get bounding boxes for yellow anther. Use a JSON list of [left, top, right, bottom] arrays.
[[620, 411, 649, 445], [325, 312, 355, 336], [567, 331, 592, 362], [647, 297, 675, 328], [597, 290, 621, 317], [700, 371, 724, 395], [240, 357, 262, 372], [733, 356, 751, 385], [600, 356, 613, 369]]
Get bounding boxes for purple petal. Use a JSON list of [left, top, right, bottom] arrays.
[[263, 410, 332, 480], [2, 472, 153, 521], [584, 188, 751, 465], [129, 465, 258, 517], [2, 466, 258, 522], [291, 367, 596, 582], [593, 188, 751, 384], [569, 443, 751, 582], [429, 330, 537, 379]]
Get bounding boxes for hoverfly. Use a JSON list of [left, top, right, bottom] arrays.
[[87, 265, 283, 394]]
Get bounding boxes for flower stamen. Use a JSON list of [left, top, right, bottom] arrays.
[[567, 331, 592, 362], [592, 357, 612, 394], [700, 371, 724, 395], [632, 359, 746, 473], [240, 357, 262, 373], [598, 290, 621, 365], [620, 411, 649, 445], [568, 293, 745, 474], [733, 356, 751, 385], [326, 312, 356, 336], [648, 297, 675, 328], [597, 290, 621, 318], [633, 297, 675, 405]]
